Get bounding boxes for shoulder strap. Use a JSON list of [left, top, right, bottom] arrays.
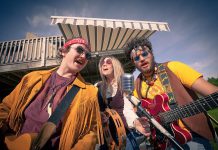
[[48, 85, 80, 124], [135, 73, 143, 99], [157, 63, 176, 105]]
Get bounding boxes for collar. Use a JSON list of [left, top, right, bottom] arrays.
[[39, 67, 86, 89]]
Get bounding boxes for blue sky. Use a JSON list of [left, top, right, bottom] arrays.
[[0, 0, 217, 78]]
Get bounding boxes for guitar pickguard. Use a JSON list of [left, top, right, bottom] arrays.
[[141, 93, 192, 146]]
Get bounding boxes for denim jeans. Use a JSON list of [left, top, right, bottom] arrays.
[[126, 131, 213, 150], [125, 131, 139, 150], [167, 133, 213, 150], [125, 130, 150, 150]]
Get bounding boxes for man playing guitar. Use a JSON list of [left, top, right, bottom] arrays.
[[0, 37, 103, 150], [124, 37, 218, 149]]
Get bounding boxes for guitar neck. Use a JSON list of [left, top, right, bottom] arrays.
[[159, 92, 218, 124]]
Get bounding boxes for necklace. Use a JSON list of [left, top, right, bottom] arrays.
[[42, 72, 73, 110], [142, 66, 158, 86]]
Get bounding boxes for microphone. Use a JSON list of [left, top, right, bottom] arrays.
[[121, 73, 134, 95], [121, 73, 184, 150], [120, 74, 141, 106]]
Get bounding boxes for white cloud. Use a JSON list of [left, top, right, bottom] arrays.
[[191, 61, 209, 72], [25, 3, 96, 28], [190, 57, 217, 78], [25, 6, 55, 28], [26, 15, 50, 27]]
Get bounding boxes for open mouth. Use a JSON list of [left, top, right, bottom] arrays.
[[141, 61, 148, 68], [102, 67, 109, 71], [75, 58, 85, 65]]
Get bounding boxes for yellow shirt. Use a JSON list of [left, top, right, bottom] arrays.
[[133, 61, 202, 99], [133, 61, 202, 130]]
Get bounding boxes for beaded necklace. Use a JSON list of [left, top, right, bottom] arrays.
[[142, 66, 158, 86], [142, 66, 158, 99]]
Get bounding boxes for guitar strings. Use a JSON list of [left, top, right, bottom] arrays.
[[158, 93, 218, 124]]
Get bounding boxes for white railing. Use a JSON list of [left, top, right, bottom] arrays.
[[0, 36, 65, 72]]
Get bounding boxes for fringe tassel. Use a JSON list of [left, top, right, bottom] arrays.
[[59, 97, 104, 150]]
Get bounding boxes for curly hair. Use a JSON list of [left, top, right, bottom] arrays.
[[124, 36, 153, 60], [56, 42, 71, 64]]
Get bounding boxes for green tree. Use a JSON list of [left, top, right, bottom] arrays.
[[207, 77, 218, 149], [207, 77, 218, 86]]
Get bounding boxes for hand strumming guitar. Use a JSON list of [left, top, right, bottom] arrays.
[[133, 117, 151, 137]]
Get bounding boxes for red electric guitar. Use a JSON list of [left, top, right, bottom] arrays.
[[140, 92, 218, 149]]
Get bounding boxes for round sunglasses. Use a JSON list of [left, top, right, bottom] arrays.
[[132, 50, 149, 62], [100, 58, 112, 66], [75, 46, 91, 60]]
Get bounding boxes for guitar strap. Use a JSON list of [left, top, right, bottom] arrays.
[[48, 85, 80, 124], [156, 63, 176, 106], [9, 85, 80, 150]]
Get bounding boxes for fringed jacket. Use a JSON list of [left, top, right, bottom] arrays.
[[0, 68, 103, 150]]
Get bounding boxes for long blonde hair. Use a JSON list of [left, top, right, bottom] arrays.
[[98, 56, 124, 92]]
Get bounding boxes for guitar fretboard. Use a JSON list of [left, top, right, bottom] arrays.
[[158, 92, 218, 124]]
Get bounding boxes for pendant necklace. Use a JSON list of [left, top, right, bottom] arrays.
[[42, 72, 72, 116]]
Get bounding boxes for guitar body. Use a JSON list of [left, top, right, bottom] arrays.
[[141, 93, 192, 146], [4, 133, 37, 150]]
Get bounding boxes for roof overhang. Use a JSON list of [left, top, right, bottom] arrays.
[[50, 16, 170, 52]]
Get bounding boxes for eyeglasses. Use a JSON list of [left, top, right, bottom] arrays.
[[100, 58, 112, 66], [133, 50, 149, 62], [75, 46, 91, 60]]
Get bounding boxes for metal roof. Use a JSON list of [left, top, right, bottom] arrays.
[[50, 16, 170, 53], [50, 16, 170, 83]]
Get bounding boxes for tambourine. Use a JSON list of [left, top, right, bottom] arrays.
[[103, 108, 126, 150]]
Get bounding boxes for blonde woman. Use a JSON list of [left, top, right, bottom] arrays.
[[96, 56, 151, 150]]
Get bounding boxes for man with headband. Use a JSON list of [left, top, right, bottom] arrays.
[[124, 37, 218, 149], [0, 37, 103, 150]]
